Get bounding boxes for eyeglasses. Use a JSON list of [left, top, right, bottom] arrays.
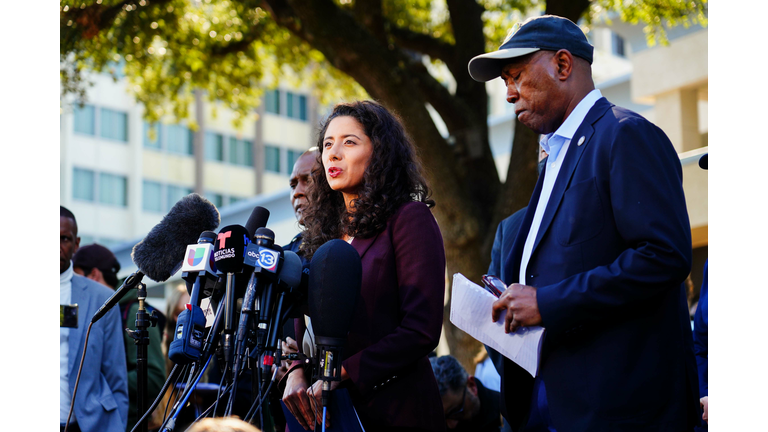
[[445, 386, 467, 420]]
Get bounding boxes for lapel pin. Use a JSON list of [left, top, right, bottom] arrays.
[[577, 136, 585, 146]]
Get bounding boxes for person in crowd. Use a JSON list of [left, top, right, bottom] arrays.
[[284, 147, 319, 257], [468, 15, 700, 431], [279, 145, 319, 366], [60, 206, 128, 432], [282, 100, 446, 432], [488, 147, 547, 285], [694, 153, 708, 430], [163, 284, 191, 376], [73, 243, 166, 432], [430, 355, 503, 432], [484, 147, 547, 432], [271, 148, 318, 432]]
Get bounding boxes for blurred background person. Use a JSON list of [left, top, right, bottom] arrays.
[[430, 355, 503, 432], [61, 206, 128, 432], [73, 243, 166, 432]]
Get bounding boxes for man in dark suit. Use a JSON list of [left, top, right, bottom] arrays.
[[468, 15, 700, 431]]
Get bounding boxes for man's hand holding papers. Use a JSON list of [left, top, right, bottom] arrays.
[[491, 283, 542, 333], [450, 274, 545, 377]]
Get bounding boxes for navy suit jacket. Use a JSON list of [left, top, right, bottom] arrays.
[[500, 98, 700, 431], [489, 207, 528, 284], [68, 274, 129, 431]]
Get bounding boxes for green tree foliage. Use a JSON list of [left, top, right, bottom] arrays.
[[61, 0, 707, 369]]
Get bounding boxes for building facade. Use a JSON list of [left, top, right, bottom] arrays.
[[60, 72, 318, 310]]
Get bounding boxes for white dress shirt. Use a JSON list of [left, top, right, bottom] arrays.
[[519, 89, 603, 285]]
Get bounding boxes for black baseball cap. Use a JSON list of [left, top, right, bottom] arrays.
[[468, 15, 594, 82], [73, 243, 121, 276]]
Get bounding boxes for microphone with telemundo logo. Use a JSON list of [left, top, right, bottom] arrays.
[[213, 224, 250, 370]]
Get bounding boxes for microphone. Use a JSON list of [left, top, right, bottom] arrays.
[[91, 193, 220, 324], [308, 239, 362, 407], [262, 250, 303, 378], [134, 193, 221, 282], [168, 231, 218, 364], [245, 206, 270, 239], [213, 224, 250, 369]]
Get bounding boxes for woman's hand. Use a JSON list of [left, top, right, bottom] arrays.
[[282, 369, 315, 430], [275, 337, 299, 383], [307, 378, 342, 429], [307, 365, 349, 429]]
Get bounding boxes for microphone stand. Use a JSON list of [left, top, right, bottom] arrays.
[[126, 282, 159, 432]]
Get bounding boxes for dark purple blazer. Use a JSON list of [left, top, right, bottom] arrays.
[[342, 201, 446, 431], [292, 201, 447, 431]]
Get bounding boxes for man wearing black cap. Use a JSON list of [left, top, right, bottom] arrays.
[[469, 15, 700, 431], [73, 244, 166, 431]]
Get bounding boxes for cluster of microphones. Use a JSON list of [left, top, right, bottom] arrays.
[[74, 194, 362, 432]]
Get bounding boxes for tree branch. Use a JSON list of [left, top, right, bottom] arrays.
[[388, 24, 456, 65], [353, 0, 386, 43]]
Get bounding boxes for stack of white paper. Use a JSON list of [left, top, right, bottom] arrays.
[[449, 273, 545, 377]]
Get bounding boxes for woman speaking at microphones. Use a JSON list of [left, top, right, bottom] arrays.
[[282, 100, 446, 432]]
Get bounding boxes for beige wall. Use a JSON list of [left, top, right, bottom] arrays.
[[631, 30, 708, 103], [203, 162, 257, 196]]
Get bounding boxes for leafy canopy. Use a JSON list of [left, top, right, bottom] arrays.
[[61, 0, 707, 128]]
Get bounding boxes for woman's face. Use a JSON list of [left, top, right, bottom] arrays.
[[322, 116, 374, 203]]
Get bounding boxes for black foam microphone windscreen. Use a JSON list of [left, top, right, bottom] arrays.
[[132, 193, 220, 282], [245, 206, 270, 239], [308, 239, 362, 339], [213, 225, 249, 273]]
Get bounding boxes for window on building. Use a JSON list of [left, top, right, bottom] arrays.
[[229, 196, 245, 206], [167, 124, 193, 155], [265, 145, 281, 173], [265, 89, 280, 115], [229, 137, 253, 167], [73, 104, 96, 136], [100, 108, 129, 142], [611, 32, 626, 57], [144, 122, 162, 149], [287, 149, 303, 173], [205, 132, 224, 161], [73, 167, 95, 201], [143, 180, 163, 212], [286, 92, 308, 121], [99, 172, 128, 207], [167, 185, 193, 211]]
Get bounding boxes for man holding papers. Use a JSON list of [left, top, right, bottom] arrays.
[[468, 15, 700, 431]]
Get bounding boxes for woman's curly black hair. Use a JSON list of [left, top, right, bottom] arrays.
[[301, 100, 434, 259]]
